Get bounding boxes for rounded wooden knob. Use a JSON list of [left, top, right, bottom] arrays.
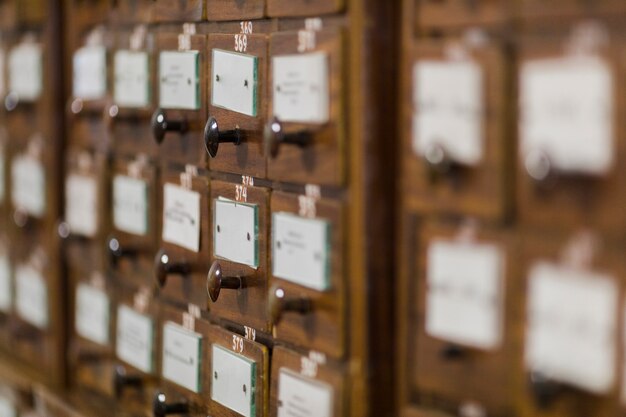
[[4, 92, 19, 112], [153, 249, 190, 288], [268, 286, 312, 325], [151, 108, 187, 144], [204, 116, 242, 158], [424, 143, 452, 174], [153, 392, 188, 417], [264, 117, 312, 158], [525, 150, 554, 183], [114, 365, 143, 398], [108, 236, 138, 267], [206, 261, 244, 302]]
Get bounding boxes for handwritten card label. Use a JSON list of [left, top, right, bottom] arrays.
[[9, 43, 42, 102], [73, 45, 107, 100], [212, 49, 258, 116], [162, 322, 202, 393], [11, 155, 45, 218], [272, 213, 330, 291], [75, 283, 110, 346], [159, 50, 200, 110], [116, 305, 154, 373], [273, 52, 329, 124], [526, 261, 617, 393], [113, 175, 148, 236], [15, 265, 47, 329], [520, 56, 614, 175], [162, 183, 201, 252], [114, 50, 150, 108], [277, 369, 333, 417], [211, 345, 256, 417], [425, 239, 505, 349], [413, 60, 484, 166], [214, 198, 258, 268], [66, 174, 99, 237]]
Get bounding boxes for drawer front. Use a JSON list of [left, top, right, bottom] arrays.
[[403, 38, 511, 221], [266, 0, 343, 17], [270, 346, 345, 417], [206, 0, 265, 20], [207, 33, 269, 177], [156, 167, 210, 306], [269, 191, 345, 358], [152, 0, 204, 23], [209, 179, 271, 331], [111, 0, 155, 24], [154, 31, 208, 167], [415, 0, 510, 33], [266, 28, 345, 186]]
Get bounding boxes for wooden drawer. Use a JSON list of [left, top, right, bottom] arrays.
[[401, 219, 522, 416], [109, 156, 159, 288], [110, 0, 154, 24], [414, 0, 511, 34], [267, 0, 344, 17], [64, 149, 109, 240], [519, 0, 625, 22], [206, 33, 269, 178], [153, 30, 208, 167], [155, 166, 210, 307], [270, 346, 346, 416], [152, 0, 205, 23], [208, 179, 271, 332], [402, 36, 512, 221], [114, 284, 161, 415], [266, 28, 345, 186], [269, 191, 345, 359], [69, 269, 117, 399], [156, 304, 211, 416], [206, 0, 265, 21], [516, 25, 626, 238], [519, 230, 623, 417], [109, 26, 158, 159], [206, 324, 269, 417]]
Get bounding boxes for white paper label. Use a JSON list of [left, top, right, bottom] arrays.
[[159, 50, 200, 110], [11, 155, 45, 217], [73, 45, 107, 100], [520, 56, 614, 175], [75, 283, 110, 346], [272, 213, 330, 291], [114, 50, 150, 108], [0, 397, 16, 417], [162, 183, 201, 252], [211, 345, 256, 417], [15, 265, 47, 329], [66, 174, 99, 237], [162, 322, 202, 393], [413, 60, 484, 166], [0, 256, 11, 313], [525, 261, 617, 393], [116, 305, 154, 373], [214, 198, 258, 268], [425, 240, 505, 349], [8, 43, 42, 102], [273, 52, 329, 124], [211, 49, 258, 117], [113, 175, 148, 236], [277, 369, 333, 417]]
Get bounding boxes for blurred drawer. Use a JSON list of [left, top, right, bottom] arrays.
[[206, 0, 264, 20], [155, 303, 211, 416], [403, 220, 521, 416], [267, 0, 343, 17], [415, 0, 511, 34], [206, 33, 268, 177], [108, 155, 159, 288], [109, 26, 158, 158], [152, 30, 207, 167], [269, 191, 345, 359], [155, 166, 210, 306], [208, 179, 270, 332], [519, 230, 622, 417], [402, 35, 511, 221], [516, 24, 626, 237], [266, 28, 345, 186], [206, 324, 269, 417], [0, 235, 12, 351], [270, 346, 345, 416], [111, 0, 154, 24], [152, 0, 204, 23], [519, 0, 625, 22]]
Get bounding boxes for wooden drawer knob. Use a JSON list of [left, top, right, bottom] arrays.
[[269, 286, 312, 325], [153, 392, 188, 417], [206, 261, 246, 302], [264, 117, 312, 158], [151, 108, 187, 144], [153, 249, 191, 288], [204, 116, 242, 157]]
